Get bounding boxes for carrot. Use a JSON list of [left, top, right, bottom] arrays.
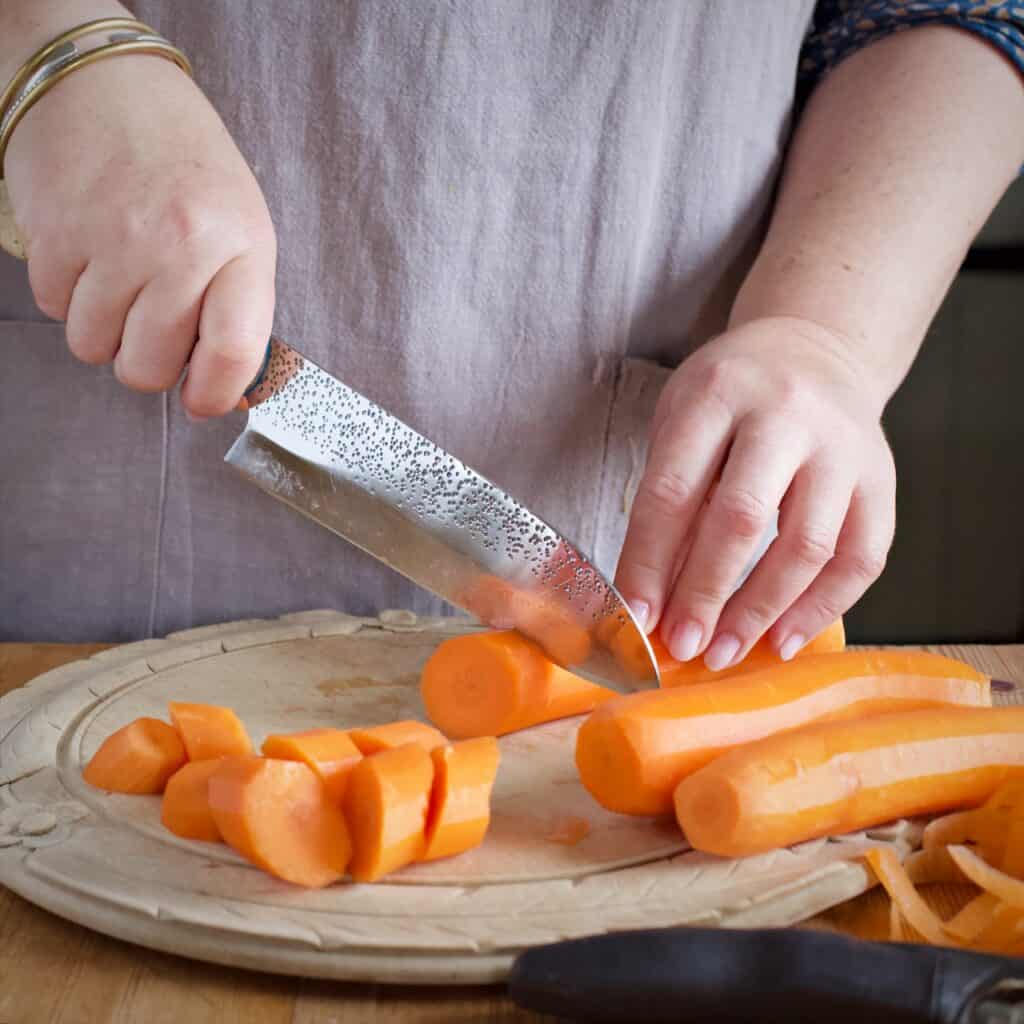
[[422, 737, 500, 862], [866, 847, 953, 946], [348, 720, 447, 755], [576, 650, 990, 816], [168, 702, 252, 761], [161, 759, 224, 842], [673, 706, 1024, 859], [82, 717, 187, 794], [902, 846, 969, 886], [948, 845, 1024, 909], [261, 729, 362, 802], [343, 743, 434, 882], [208, 756, 351, 889], [944, 893, 1003, 942], [600, 616, 845, 686], [421, 630, 615, 739]]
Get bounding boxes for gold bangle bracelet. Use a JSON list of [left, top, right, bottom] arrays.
[[0, 17, 156, 121], [0, 22, 192, 179]]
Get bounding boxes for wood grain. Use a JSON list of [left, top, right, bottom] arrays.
[[1, 641, 1021, 1024]]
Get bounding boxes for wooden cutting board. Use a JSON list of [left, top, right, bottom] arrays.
[[0, 609, 920, 985]]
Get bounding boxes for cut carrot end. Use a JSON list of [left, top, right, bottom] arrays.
[[168, 702, 253, 761], [82, 717, 187, 794]]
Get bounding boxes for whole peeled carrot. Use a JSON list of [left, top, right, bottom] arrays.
[[575, 650, 990, 816], [420, 630, 616, 739], [674, 705, 1024, 859]]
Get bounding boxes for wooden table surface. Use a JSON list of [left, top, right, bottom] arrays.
[[1, 641, 1020, 1023]]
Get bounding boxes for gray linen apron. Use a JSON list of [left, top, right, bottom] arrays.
[[0, 1, 815, 642]]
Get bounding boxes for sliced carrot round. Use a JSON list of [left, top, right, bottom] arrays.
[[422, 737, 500, 862], [83, 717, 187, 794], [261, 729, 362, 802], [168, 702, 252, 761], [208, 756, 351, 889], [348, 720, 447, 756], [161, 759, 224, 842]]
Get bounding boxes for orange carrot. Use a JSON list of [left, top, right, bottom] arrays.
[[348, 720, 447, 755], [948, 845, 1024, 909], [82, 717, 187, 794], [422, 737, 500, 862], [600, 616, 845, 685], [865, 847, 953, 947], [208, 756, 351, 889], [576, 650, 990, 816], [421, 630, 615, 739], [161, 759, 224, 842], [261, 729, 362, 802], [168, 702, 252, 761], [343, 743, 434, 882], [674, 706, 1024, 859]]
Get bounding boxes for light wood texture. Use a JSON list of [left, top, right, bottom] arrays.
[[0, 630, 1020, 1023]]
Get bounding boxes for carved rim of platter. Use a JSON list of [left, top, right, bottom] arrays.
[[0, 610, 923, 985]]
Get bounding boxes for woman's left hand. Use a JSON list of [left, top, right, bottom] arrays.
[[615, 315, 896, 670]]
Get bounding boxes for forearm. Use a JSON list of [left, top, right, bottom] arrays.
[[0, 1, 132, 85], [731, 24, 1024, 405]]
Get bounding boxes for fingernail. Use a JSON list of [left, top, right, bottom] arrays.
[[704, 633, 741, 672], [779, 633, 806, 662], [669, 620, 703, 662], [627, 600, 650, 633]]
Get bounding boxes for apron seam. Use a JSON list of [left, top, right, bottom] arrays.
[[146, 391, 170, 638]]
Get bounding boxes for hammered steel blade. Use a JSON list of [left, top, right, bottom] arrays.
[[224, 338, 658, 691]]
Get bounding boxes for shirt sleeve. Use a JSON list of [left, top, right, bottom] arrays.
[[799, 1, 1024, 88]]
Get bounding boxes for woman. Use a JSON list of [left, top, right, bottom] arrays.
[[1, 1, 1022, 669]]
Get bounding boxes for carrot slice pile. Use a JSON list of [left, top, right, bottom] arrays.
[[861, 778, 1024, 954], [422, 737, 501, 862], [83, 717, 187, 794], [208, 756, 351, 889], [578, 650, 991, 816], [168, 702, 252, 761], [421, 630, 615, 739], [343, 743, 435, 882], [161, 759, 224, 842], [348, 720, 447, 755], [261, 729, 362, 802]]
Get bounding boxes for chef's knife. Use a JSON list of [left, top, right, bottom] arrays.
[[226, 337, 659, 691], [508, 925, 1024, 1023]]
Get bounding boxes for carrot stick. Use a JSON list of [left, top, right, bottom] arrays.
[[208, 756, 351, 889], [421, 630, 615, 739], [161, 759, 224, 842], [82, 717, 187, 794], [576, 650, 990, 816], [261, 729, 362, 802], [673, 706, 1024, 858], [168, 702, 252, 761], [603, 617, 845, 686], [422, 737, 500, 862], [348, 720, 447, 755], [344, 743, 434, 882]]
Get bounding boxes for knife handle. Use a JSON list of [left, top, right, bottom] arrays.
[[508, 925, 1020, 1024]]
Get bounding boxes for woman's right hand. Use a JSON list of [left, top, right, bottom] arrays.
[[4, 52, 276, 417]]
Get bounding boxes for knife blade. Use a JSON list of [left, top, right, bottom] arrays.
[[507, 925, 1024, 1023], [225, 337, 659, 691]]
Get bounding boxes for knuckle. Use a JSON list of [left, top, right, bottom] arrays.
[[736, 596, 780, 630], [842, 548, 888, 582], [685, 582, 731, 609], [113, 357, 168, 393], [65, 323, 116, 365], [715, 487, 771, 540], [697, 358, 745, 411], [786, 527, 836, 568], [641, 469, 698, 516]]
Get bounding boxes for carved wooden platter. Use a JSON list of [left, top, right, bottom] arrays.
[[0, 610, 921, 985]]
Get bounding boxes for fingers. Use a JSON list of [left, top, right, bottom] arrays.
[[114, 264, 208, 392], [64, 261, 141, 365], [706, 458, 854, 669], [771, 465, 896, 657], [659, 418, 805, 664], [180, 251, 276, 418], [614, 394, 733, 634]]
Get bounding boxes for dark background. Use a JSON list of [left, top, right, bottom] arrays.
[[847, 178, 1024, 645]]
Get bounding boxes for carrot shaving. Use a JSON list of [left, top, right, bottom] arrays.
[[968, 901, 1024, 954], [943, 893, 1002, 943], [947, 845, 1024, 910], [864, 848, 953, 947], [903, 847, 969, 886]]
